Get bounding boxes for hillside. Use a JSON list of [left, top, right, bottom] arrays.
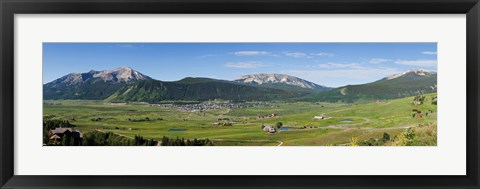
[[304, 69, 437, 102], [107, 78, 305, 102]]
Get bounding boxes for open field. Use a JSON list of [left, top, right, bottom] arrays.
[[43, 93, 437, 146]]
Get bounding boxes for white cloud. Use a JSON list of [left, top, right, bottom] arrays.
[[317, 62, 364, 69], [283, 52, 312, 58], [421, 51, 437, 55], [224, 61, 270, 68], [286, 67, 400, 87], [283, 52, 333, 58], [369, 58, 392, 64], [394, 59, 437, 67], [232, 51, 272, 56], [310, 52, 334, 57], [115, 44, 143, 48]]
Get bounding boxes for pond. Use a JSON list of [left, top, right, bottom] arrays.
[[339, 120, 353, 123], [168, 128, 186, 132], [279, 127, 293, 131]]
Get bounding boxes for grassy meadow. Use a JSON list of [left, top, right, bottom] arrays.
[[43, 93, 437, 146]]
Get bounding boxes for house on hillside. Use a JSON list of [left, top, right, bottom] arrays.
[[258, 113, 279, 119], [50, 127, 72, 138], [49, 127, 83, 145]]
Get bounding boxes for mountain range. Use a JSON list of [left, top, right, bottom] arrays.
[[303, 69, 437, 102], [44, 67, 437, 102], [234, 73, 331, 92], [43, 66, 150, 100]]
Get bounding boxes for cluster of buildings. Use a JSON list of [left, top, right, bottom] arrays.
[[257, 113, 279, 119], [150, 101, 276, 112]]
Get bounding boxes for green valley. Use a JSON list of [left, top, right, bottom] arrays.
[[43, 93, 437, 146]]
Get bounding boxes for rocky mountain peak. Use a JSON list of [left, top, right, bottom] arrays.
[[235, 73, 329, 90], [46, 66, 151, 87]]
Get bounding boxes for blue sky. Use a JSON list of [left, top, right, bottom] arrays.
[[43, 43, 437, 87]]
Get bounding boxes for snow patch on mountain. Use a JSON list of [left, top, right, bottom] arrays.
[[384, 69, 434, 80], [235, 73, 329, 90], [90, 66, 150, 83], [48, 66, 151, 87]]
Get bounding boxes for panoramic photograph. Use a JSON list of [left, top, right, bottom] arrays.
[[43, 43, 437, 146]]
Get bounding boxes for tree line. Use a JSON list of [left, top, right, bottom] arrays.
[[160, 136, 214, 146], [46, 129, 214, 146]]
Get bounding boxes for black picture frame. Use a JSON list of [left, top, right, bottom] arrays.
[[1, 0, 479, 188]]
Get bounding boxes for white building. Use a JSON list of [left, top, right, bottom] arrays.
[[262, 125, 276, 133]]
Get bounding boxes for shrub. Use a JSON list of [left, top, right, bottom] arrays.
[[276, 122, 283, 129], [349, 137, 359, 146], [402, 127, 416, 146]]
